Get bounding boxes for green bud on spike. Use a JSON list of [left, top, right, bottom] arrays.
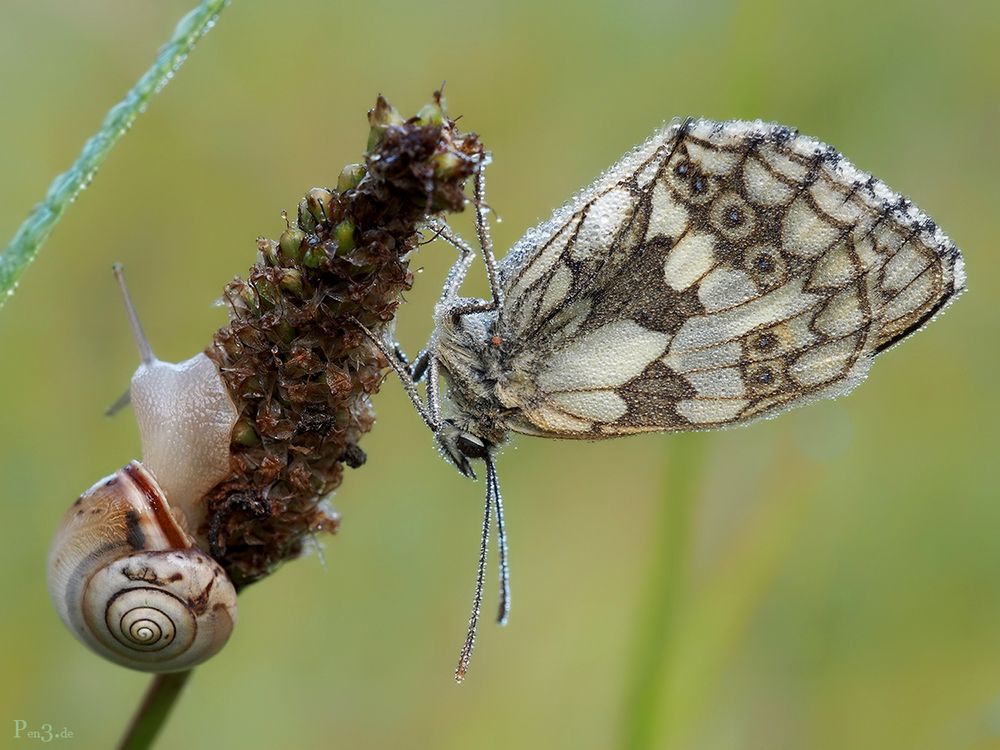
[[279, 228, 305, 262], [367, 95, 405, 151], [303, 245, 326, 268], [305, 188, 333, 224], [239, 284, 257, 310], [333, 221, 355, 254], [232, 418, 261, 447], [279, 268, 303, 297], [416, 103, 443, 126], [257, 237, 280, 266], [338, 163, 366, 192], [297, 199, 317, 233], [256, 279, 279, 308], [433, 151, 463, 178]]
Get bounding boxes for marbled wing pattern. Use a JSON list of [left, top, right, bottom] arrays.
[[493, 118, 966, 437]]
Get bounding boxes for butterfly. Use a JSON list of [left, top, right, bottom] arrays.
[[361, 117, 966, 680]]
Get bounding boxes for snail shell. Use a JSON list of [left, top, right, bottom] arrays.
[[47, 461, 237, 672]]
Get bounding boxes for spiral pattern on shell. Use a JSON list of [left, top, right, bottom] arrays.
[[48, 462, 237, 672], [108, 589, 182, 652]]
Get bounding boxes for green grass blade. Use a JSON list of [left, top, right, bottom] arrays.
[[657, 479, 808, 749], [622, 435, 812, 750], [622, 434, 707, 750], [0, 0, 230, 309]]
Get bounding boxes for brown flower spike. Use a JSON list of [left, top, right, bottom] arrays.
[[203, 92, 482, 589]]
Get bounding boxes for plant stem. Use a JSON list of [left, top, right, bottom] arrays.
[[0, 0, 230, 309], [117, 671, 193, 750], [622, 434, 811, 750], [622, 434, 707, 750]]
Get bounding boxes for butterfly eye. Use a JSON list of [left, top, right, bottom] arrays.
[[456, 433, 489, 459]]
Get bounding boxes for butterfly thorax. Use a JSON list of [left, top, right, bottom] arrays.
[[434, 308, 534, 447]]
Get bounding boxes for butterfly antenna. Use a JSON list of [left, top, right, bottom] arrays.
[[112, 263, 156, 365], [487, 455, 511, 625], [455, 467, 493, 682]]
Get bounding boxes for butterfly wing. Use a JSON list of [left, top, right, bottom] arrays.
[[495, 119, 966, 438]]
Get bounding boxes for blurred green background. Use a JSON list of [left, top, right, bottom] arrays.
[[2, 1, 999, 748]]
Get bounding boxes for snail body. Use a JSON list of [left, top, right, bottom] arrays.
[[47, 266, 240, 672], [131, 351, 238, 540]]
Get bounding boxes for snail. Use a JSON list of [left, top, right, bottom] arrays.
[[47, 266, 240, 672]]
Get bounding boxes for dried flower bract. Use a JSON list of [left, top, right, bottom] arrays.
[[204, 92, 481, 588]]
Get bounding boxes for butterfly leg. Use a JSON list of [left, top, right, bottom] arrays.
[[352, 317, 441, 432], [464, 161, 503, 315], [389, 339, 438, 424], [409, 349, 431, 382], [468, 159, 504, 313], [425, 159, 505, 320], [424, 218, 480, 307], [393, 336, 443, 444], [393, 343, 430, 382], [426, 355, 444, 428]]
